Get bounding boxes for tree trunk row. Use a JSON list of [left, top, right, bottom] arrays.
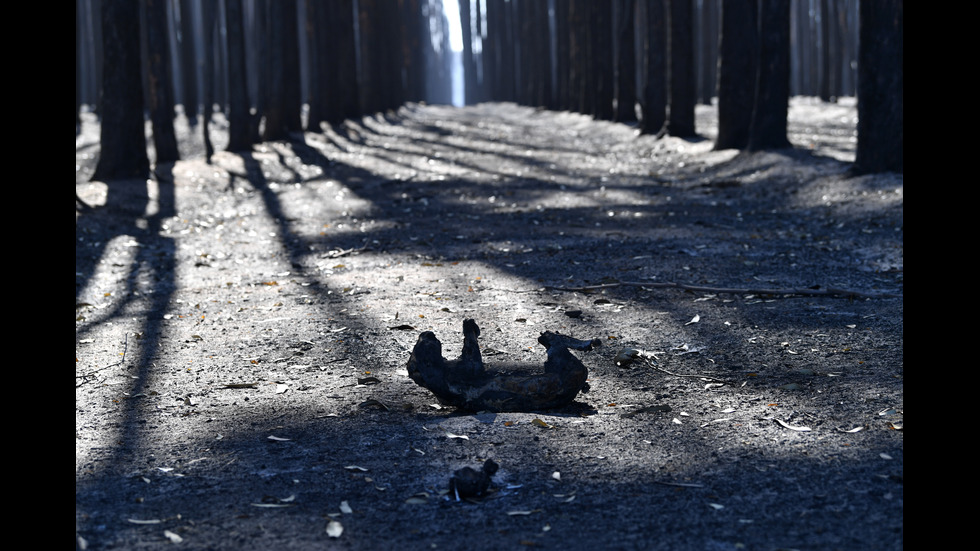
[[84, 0, 902, 181]]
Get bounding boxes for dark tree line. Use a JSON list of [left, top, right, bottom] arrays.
[[471, 0, 899, 172], [79, 0, 902, 182], [80, 0, 431, 180]]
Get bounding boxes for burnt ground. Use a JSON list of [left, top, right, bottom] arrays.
[[76, 99, 903, 551]]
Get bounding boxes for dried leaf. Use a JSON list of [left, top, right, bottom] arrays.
[[837, 426, 864, 433], [445, 432, 469, 440], [775, 419, 811, 432], [685, 314, 701, 325], [267, 435, 291, 441], [345, 465, 369, 472], [163, 531, 183, 543], [532, 418, 553, 429], [340, 501, 353, 514]]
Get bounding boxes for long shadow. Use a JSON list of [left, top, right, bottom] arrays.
[[282, 110, 903, 427], [231, 124, 901, 428], [76, 166, 177, 480]]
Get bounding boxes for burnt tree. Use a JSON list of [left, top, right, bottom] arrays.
[[262, 0, 302, 140], [746, 0, 791, 151], [590, 2, 615, 120], [224, 0, 251, 152], [326, 0, 360, 123], [92, 0, 149, 181], [853, 0, 903, 174], [459, 0, 476, 105], [178, 0, 198, 121], [400, 0, 428, 104], [614, 0, 637, 122], [638, 0, 666, 135], [517, 0, 551, 108], [200, 0, 216, 160], [698, 0, 718, 104], [659, 0, 696, 137], [142, 0, 179, 163], [714, 0, 757, 150], [567, 0, 591, 114]]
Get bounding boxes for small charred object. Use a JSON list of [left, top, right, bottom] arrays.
[[449, 458, 499, 500], [407, 319, 599, 412]]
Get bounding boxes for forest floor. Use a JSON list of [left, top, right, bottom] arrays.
[[76, 98, 903, 551]]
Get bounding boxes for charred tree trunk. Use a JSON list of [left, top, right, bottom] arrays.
[[714, 0, 757, 150], [200, 0, 216, 160], [819, 0, 835, 101], [143, 0, 179, 163], [306, 0, 329, 129], [746, 0, 791, 151], [568, 0, 591, 114], [698, 0, 718, 104], [400, 0, 427, 104], [250, 2, 267, 143], [614, 0, 637, 122], [178, 0, 198, 121], [224, 0, 251, 151], [638, 0, 666, 134], [553, 0, 571, 111], [326, 0, 360, 123], [853, 0, 903, 174], [460, 0, 476, 105], [590, 2, 615, 120], [262, 0, 301, 140], [93, 0, 150, 181], [659, 0, 696, 137], [77, 0, 82, 129], [358, 0, 387, 113], [516, 0, 550, 108]]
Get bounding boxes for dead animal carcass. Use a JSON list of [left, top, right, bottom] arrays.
[[407, 319, 599, 412]]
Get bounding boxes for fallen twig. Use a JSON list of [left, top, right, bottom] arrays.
[[653, 480, 704, 488], [76, 333, 130, 387], [325, 246, 368, 259], [638, 356, 729, 385]]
